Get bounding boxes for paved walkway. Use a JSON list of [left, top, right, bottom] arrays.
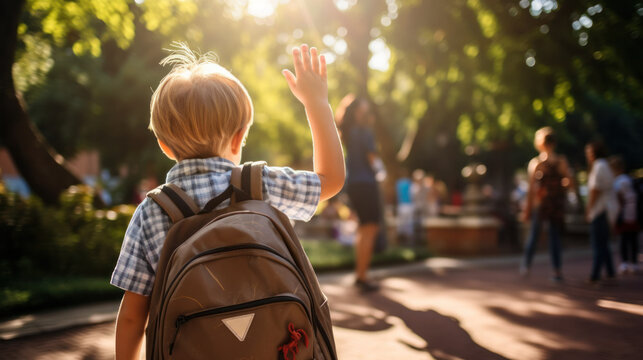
[[1, 249, 642, 359]]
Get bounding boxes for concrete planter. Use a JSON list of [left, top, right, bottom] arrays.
[[424, 216, 501, 255]]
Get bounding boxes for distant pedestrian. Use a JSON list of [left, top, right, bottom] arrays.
[[412, 169, 429, 243], [609, 156, 639, 274], [424, 175, 440, 217], [336, 94, 383, 292], [585, 141, 617, 284], [520, 127, 575, 281], [396, 170, 414, 243]]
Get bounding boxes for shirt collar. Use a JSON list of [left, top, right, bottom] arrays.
[[166, 157, 236, 183]]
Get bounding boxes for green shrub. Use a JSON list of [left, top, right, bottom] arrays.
[[0, 277, 123, 318], [0, 182, 433, 315], [0, 184, 134, 281]]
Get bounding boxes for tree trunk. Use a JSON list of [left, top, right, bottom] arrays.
[[0, 0, 88, 205]]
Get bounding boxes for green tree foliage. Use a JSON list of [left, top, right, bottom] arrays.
[[375, 0, 643, 174], [12, 0, 643, 205], [25, 0, 135, 56]]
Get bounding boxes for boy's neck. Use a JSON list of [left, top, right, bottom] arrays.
[[175, 154, 239, 165], [219, 149, 241, 165]]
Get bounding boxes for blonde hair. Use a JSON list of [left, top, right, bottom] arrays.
[[149, 42, 253, 160], [534, 126, 554, 151]]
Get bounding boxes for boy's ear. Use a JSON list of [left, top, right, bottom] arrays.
[[157, 139, 177, 160], [230, 125, 248, 155]]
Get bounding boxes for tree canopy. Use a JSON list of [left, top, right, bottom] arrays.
[[7, 0, 643, 203]]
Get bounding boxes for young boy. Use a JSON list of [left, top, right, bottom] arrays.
[[111, 43, 345, 359]]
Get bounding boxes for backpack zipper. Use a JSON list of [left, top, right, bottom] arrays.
[[168, 295, 310, 355], [161, 243, 335, 359]]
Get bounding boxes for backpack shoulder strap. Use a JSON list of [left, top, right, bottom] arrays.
[[146, 183, 200, 223], [231, 161, 266, 201]]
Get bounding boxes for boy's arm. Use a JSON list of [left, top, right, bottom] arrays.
[[283, 44, 345, 201], [115, 291, 150, 360]]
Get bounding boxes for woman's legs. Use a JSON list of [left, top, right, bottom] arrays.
[[603, 230, 616, 279], [622, 231, 638, 264], [522, 213, 541, 273], [629, 231, 640, 265], [619, 232, 630, 273], [629, 231, 640, 271], [355, 223, 379, 282], [620, 232, 629, 263], [346, 182, 382, 289], [590, 213, 612, 281], [548, 222, 563, 278]]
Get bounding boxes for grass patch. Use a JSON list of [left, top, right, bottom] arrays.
[[302, 238, 431, 272], [0, 277, 122, 319], [1, 239, 429, 318]]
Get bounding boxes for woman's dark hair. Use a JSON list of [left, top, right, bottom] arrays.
[[543, 133, 556, 147], [534, 126, 556, 150], [336, 94, 366, 145], [587, 140, 608, 159]]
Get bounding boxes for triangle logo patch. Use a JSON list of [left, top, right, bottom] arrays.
[[222, 313, 255, 342]]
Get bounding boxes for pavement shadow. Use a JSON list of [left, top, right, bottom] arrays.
[[328, 286, 393, 332], [329, 305, 393, 332], [486, 305, 643, 360], [362, 292, 510, 360]]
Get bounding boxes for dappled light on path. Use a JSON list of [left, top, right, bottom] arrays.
[[1, 256, 641, 359], [325, 258, 643, 360], [596, 299, 643, 316]]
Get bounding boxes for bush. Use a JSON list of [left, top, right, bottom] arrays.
[[0, 183, 134, 281], [0, 182, 434, 316], [0, 277, 123, 318]]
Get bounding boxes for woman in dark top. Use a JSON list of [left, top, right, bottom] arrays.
[[521, 127, 575, 281], [336, 95, 382, 292]]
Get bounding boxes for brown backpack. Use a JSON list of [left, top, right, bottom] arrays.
[[145, 162, 337, 360]]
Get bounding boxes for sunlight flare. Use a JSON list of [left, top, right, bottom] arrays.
[[247, 0, 281, 18]]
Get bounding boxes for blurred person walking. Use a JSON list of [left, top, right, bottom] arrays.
[[585, 141, 618, 284], [396, 170, 414, 244], [411, 169, 429, 244], [609, 156, 639, 274], [336, 95, 384, 292], [520, 127, 575, 281], [424, 175, 440, 217]]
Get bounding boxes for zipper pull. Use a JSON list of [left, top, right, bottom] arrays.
[[169, 315, 187, 355]]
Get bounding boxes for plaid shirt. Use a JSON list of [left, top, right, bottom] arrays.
[[110, 157, 321, 296]]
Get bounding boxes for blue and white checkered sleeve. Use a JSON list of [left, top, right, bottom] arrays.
[[263, 165, 321, 222], [110, 203, 155, 296]]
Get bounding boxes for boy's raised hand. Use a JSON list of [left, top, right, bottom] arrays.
[[282, 44, 328, 107]]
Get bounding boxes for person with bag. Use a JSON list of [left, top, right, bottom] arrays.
[[609, 156, 639, 274], [585, 141, 618, 285], [520, 127, 575, 282], [111, 43, 343, 359]]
